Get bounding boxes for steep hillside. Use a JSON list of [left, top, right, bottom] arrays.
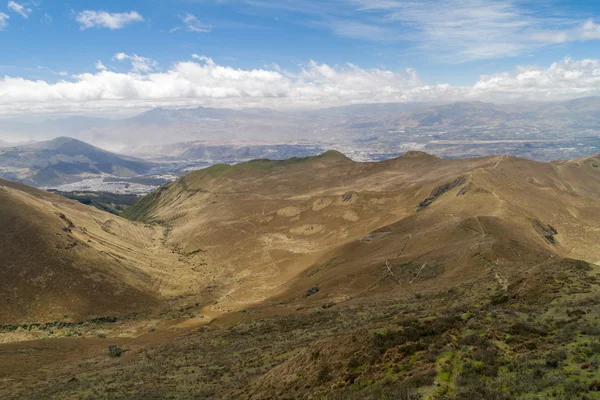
[[0, 178, 199, 324], [0, 137, 155, 186], [124, 150, 600, 314]]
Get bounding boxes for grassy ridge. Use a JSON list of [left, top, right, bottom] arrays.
[[203, 150, 348, 177], [123, 150, 348, 221], [121, 183, 173, 222]]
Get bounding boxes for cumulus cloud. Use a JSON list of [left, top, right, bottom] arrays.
[[75, 10, 144, 30], [0, 12, 9, 30], [472, 58, 600, 101], [1, 56, 600, 115], [7, 1, 30, 18], [181, 13, 211, 33], [112, 53, 158, 74]]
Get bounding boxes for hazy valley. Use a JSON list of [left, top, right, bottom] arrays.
[[4, 98, 600, 161], [3, 98, 600, 199]]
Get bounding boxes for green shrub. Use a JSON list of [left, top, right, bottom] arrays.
[[108, 344, 123, 358]]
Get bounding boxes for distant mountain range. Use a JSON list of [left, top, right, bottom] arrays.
[[401, 98, 600, 128], [0, 138, 37, 147], [0, 137, 155, 186], [127, 141, 326, 161], [2, 97, 600, 155]]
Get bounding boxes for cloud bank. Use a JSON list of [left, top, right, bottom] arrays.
[[2, 56, 600, 115]]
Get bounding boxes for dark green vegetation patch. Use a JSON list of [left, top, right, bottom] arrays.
[[49, 190, 141, 215]]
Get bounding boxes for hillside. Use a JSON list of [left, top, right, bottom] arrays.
[[3, 151, 600, 399], [124, 150, 600, 311], [0, 137, 155, 186], [0, 178, 205, 324]]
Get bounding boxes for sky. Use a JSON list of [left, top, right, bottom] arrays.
[[1, 0, 600, 116]]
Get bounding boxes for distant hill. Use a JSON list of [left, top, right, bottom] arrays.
[[0, 137, 156, 186]]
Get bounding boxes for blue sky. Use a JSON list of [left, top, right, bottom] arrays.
[[1, 0, 600, 115]]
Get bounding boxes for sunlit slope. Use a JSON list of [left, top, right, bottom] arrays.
[[0, 178, 193, 324], [124, 150, 600, 312]]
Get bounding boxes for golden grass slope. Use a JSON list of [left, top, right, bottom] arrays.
[[5, 149, 600, 325], [125, 150, 600, 314]]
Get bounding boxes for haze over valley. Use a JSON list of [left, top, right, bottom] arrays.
[[3, 97, 600, 197], [4, 97, 600, 162]]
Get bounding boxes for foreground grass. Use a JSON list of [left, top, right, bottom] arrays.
[[2, 260, 600, 399]]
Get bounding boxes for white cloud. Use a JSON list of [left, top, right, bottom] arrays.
[[350, 1, 600, 61], [75, 10, 144, 30], [531, 18, 600, 44], [581, 19, 600, 40], [1, 56, 600, 115], [112, 53, 158, 74], [58, 71, 69, 77], [0, 12, 8, 30], [226, 0, 600, 62], [41, 13, 52, 23], [7, 1, 31, 19], [113, 52, 128, 61], [181, 13, 211, 33], [191, 54, 214, 63], [471, 58, 600, 101], [329, 20, 396, 41], [95, 60, 107, 71], [382, 0, 537, 60]]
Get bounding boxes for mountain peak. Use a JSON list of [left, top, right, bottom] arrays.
[[48, 136, 79, 144], [400, 150, 437, 159], [25, 136, 92, 152], [317, 149, 352, 161]]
